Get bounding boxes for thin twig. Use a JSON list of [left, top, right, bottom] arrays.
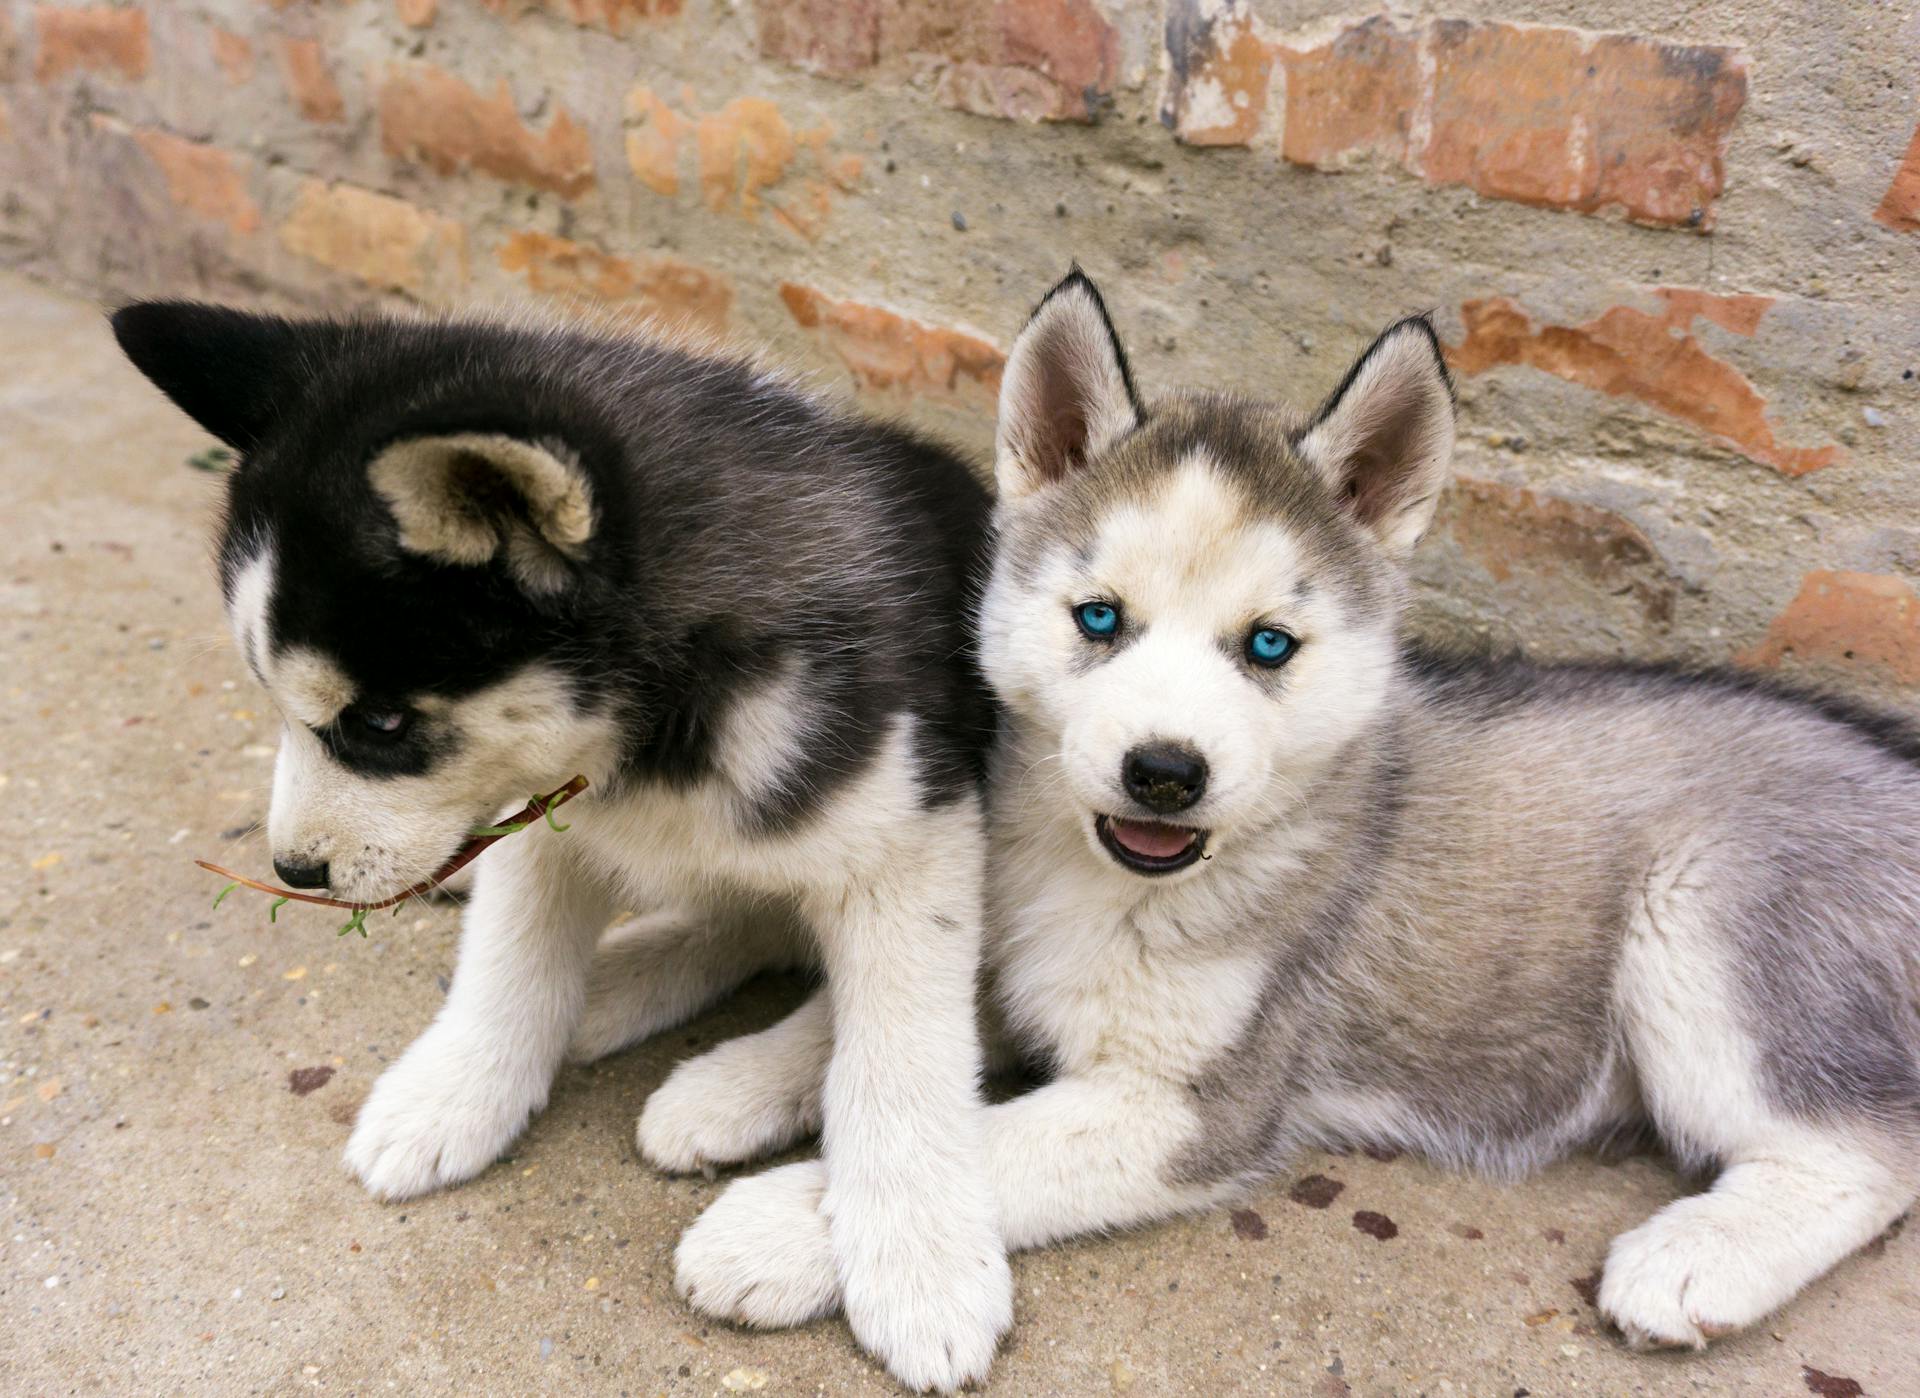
[[196, 775, 589, 913]]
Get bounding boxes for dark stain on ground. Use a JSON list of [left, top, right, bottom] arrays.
[[288, 1065, 335, 1096], [1543, 1227, 1567, 1244], [1230, 1207, 1269, 1240], [1352, 1210, 1399, 1241], [1289, 1174, 1346, 1209], [1570, 1269, 1602, 1307], [1802, 1366, 1866, 1398], [1449, 1223, 1485, 1240]]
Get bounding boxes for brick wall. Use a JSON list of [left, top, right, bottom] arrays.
[[2, 1, 1915, 707]]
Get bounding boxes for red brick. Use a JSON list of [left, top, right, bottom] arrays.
[[497, 230, 731, 336], [379, 64, 595, 199], [1422, 22, 1745, 228], [1280, 15, 1418, 167], [34, 5, 150, 83], [1873, 122, 1920, 233], [281, 37, 344, 124], [279, 178, 468, 297], [1443, 477, 1676, 627], [1164, 6, 1747, 227], [780, 283, 1002, 408], [118, 122, 259, 236], [479, 0, 680, 31], [209, 27, 253, 85], [758, 0, 1119, 122], [1737, 572, 1920, 684], [625, 87, 857, 238], [1447, 293, 1839, 477]]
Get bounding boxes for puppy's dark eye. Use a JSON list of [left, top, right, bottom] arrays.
[[356, 709, 409, 738]]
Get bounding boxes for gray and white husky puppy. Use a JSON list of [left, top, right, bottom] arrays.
[[659, 271, 1920, 1357], [111, 302, 1010, 1392]]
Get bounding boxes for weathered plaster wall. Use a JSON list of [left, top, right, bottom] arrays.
[[2, 0, 1915, 704]]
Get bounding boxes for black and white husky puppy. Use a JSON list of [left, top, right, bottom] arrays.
[[112, 303, 1010, 1391], [646, 273, 1920, 1356]]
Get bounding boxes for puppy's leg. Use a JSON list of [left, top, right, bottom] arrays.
[[637, 987, 832, 1172], [1602, 848, 1919, 1345], [569, 903, 811, 1065], [677, 1069, 1226, 1327], [1601, 1137, 1910, 1348], [682, 797, 1009, 1393], [345, 832, 611, 1201]]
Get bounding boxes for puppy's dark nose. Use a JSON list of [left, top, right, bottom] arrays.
[[272, 856, 330, 890], [1122, 743, 1208, 814]]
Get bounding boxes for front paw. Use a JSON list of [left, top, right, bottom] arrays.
[[676, 1161, 841, 1328], [637, 1041, 821, 1175], [833, 1186, 1013, 1393], [344, 1032, 544, 1201]]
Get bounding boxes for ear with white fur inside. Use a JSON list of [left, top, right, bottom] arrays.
[[368, 433, 595, 593], [994, 270, 1143, 501], [1296, 317, 1456, 557]]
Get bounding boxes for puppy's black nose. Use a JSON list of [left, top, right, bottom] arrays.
[[272, 856, 330, 890], [1122, 743, 1208, 814]]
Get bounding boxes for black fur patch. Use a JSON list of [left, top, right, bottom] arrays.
[[114, 303, 997, 824]]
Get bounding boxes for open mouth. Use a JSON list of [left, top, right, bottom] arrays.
[[1095, 814, 1209, 876]]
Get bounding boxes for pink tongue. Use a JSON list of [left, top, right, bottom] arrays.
[[1109, 817, 1196, 860]]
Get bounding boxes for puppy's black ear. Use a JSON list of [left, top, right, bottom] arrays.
[[109, 301, 339, 452], [1296, 316, 1456, 557], [995, 268, 1142, 502]]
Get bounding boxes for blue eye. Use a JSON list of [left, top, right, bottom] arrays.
[[1247, 628, 1296, 668], [1074, 601, 1121, 639]]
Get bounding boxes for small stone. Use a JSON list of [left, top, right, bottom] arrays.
[[270, 1286, 286, 1301], [1111, 1357, 1137, 1390], [538, 1337, 554, 1360], [722, 1369, 770, 1392], [238, 954, 257, 968], [582, 1276, 600, 1291], [1559, 1343, 1580, 1359], [33, 1142, 55, 1159], [1862, 406, 1887, 427], [188, 997, 210, 1011], [950, 210, 968, 231], [148, 637, 166, 650]]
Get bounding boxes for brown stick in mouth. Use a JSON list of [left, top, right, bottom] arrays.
[[196, 774, 591, 915]]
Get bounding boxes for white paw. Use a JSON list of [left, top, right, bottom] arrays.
[[637, 1042, 821, 1175], [344, 1030, 543, 1201], [832, 1183, 1013, 1393], [1600, 1201, 1775, 1349], [676, 1161, 841, 1328]]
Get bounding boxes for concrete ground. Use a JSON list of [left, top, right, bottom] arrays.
[[2, 268, 1915, 1398]]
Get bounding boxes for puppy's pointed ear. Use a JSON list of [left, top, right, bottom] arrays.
[[368, 433, 595, 594], [1296, 317, 1456, 557], [994, 270, 1142, 501], [110, 301, 340, 452]]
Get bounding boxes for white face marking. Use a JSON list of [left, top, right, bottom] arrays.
[[263, 662, 620, 901], [225, 549, 275, 682], [980, 457, 1398, 864]]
